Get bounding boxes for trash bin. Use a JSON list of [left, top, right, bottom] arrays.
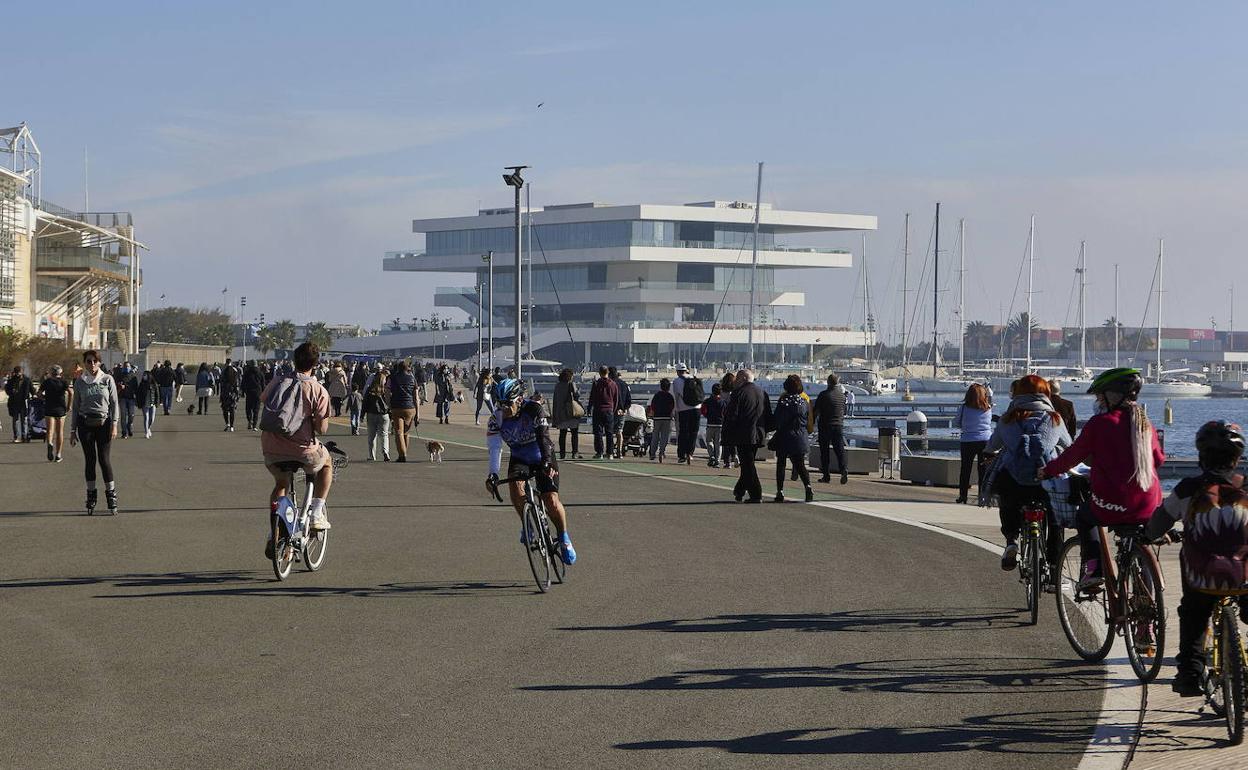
[[878, 425, 900, 478]]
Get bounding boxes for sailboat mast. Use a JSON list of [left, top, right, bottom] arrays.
[[747, 162, 763, 370], [1026, 215, 1035, 373], [1077, 241, 1087, 370], [958, 218, 965, 377], [525, 184, 533, 359], [901, 212, 909, 370], [1114, 263, 1120, 367], [1157, 238, 1164, 383], [862, 233, 870, 360], [933, 202, 940, 380]]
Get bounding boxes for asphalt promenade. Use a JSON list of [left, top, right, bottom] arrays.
[[0, 408, 1229, 768]]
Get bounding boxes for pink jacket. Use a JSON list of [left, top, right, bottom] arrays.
[[1043, 409, 1165, 525]]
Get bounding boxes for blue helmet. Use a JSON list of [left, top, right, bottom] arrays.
[[493, 377, 525, 405]]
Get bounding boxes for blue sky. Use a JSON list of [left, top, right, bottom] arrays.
[[9, 1, 1248, 338]]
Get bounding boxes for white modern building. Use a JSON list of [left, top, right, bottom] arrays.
[[339, 199, 877, 367]]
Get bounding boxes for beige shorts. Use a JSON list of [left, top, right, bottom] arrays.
[[264, 444, 331, 476]]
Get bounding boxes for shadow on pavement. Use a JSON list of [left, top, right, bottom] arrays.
[[563, 607, 1031, 634], [613, 708, 1123, 757], [524, 657, 1108, 696]]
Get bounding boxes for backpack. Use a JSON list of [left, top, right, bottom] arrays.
[[1004, 414, 1050, 486], [259, 375, 307, 437], [682, 376, 704, 406]]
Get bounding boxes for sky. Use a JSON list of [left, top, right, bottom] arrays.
[[8, 0, 1248, 342]]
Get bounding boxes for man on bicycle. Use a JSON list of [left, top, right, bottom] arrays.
[[261, 342, 334, 553], [485, 377, 577, 565]]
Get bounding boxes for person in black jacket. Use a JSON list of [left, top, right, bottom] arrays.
[[241, 362, 265, 431], [609, 366, 631, 460], [812, 373, 850, 485], [721, 369, 771, 503], [153, 361, 175, 415], [116, 363, 139, 438], [219, 364, 240, 431], [136, 368, 159, 439], [5, 366, 33, 442], [772, 375, 814, 502]]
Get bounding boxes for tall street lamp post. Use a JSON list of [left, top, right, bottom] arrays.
[[503, 166, 528, 380], [482, 251, 494, 374]]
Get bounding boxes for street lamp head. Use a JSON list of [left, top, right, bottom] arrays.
[[502, 165, 528, 188]]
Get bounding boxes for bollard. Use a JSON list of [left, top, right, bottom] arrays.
[[901, 383, 915, 402], [1157, 427, 1165, 453], [906, 409, 929, 453], [1164, 399, 1173, 426]]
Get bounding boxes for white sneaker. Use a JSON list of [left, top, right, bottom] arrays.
[[309, 510, 332, 530], [145, 429, 152, 439]]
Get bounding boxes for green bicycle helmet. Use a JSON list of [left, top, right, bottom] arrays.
[[1087, 367, 1143, 397]]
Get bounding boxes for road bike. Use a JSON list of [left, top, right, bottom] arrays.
[[268, 441, 348, 581], [1201, 592, 1248, 744], [489, 472, 565, 593], [1055, 523, 1168, 682], [1017, 503, 1050, 626]]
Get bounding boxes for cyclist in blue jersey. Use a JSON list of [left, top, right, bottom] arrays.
[[485, 378, 577, 565]]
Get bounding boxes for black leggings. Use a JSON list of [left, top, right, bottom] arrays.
[[245, 392, 260, 427], [958, 440, 988, 498], [559, 427, 580, 457], [995, 471, 1063, 564], [78, 420, 114, 484], [221, 399, 236, 428], [197, 395, 209, 414], [776, 452, 810, 492]]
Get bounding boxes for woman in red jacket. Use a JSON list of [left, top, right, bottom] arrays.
[[1039, 368, 1164, 589]]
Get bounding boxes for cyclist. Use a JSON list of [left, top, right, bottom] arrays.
[[1144, 420, 1248, 696], [260, 342, 333, 556], [1040, 368, 1164, 590], [484, 377, 577, 565], [985, 374, 1071, 575]]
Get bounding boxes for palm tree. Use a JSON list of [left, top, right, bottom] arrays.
[[304, 321, 333, 350], [1005, 312, 1039, 358], [199, 323, 235, 346], [254, 327, 276, 355], [964, 320, 991, 358], [272, 320, 297, 349]]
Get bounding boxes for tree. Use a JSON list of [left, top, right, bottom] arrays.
[[1005, 313, 1039, 358], [254, 326, 276, 355], [271, 320, 297, 350], [200, 323, 235, 347], [0, 327, 84, 377], [303, 321, 333, 350], [140, 306, 231, 345], [964, 320, 992, 358]]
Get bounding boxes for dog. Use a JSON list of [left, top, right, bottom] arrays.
[[426, 440, 445, 463]]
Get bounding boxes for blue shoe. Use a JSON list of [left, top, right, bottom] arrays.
[[559, 532, 577, 565], [520, 527, 529, 546]]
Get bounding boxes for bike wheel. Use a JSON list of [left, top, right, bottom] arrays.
[[544, 511, 566, 585], [271, 515, 294, 581], [1221, 605, 1245, 745], [1027, 532, 1043, 626], [1055, 536, 1113, 661], [303, 529, 328, 571], [1122, 546, 1165, 683], [523, 503, 551, 593]]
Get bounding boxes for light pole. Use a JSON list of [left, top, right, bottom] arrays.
[[503, 166, 528, 380], [482, 251, 494, 373], [240, 296, 248, 364], [476, 281, 484, 372]]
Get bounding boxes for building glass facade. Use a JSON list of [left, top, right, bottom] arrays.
[[426, 220, 778, 256]]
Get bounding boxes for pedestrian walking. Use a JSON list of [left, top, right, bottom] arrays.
[[194, 363, 215, 415], [648, 378, 675, 462], [242, 361, 264, 431], [347, 384, 363, 435], [434, 364, 454, 423], [117, 362, 138, 438], [415, 359, 428, 405], [589, 365, 619, 459], [812, 373, 850, 485], [388, 360, 418, 462], [136, 368, 158, 439], [219, 364, 240, 431], [552, 368, 584, 459], [722, 369, 770, 503], [364, 372, 392, 461], [173, 362, 186, 407], [772, 374, 814, 502], [673, 363, 703, 464], [953, 382, 993, 504], [40, 365, 70, 460], [5, 365, 33, 443], [474, 370, 491, 426], [718, 372, 737, 468], [69, 350, 120, 514], [325, 362, 348, 417], [701, 383, 725, 467]]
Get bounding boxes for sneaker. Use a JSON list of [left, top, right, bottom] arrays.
[[1000, 543, 1019, 571], [55, 455, 63, 463], [145, 429, 152, 439], [819, 474, 830, 483], [309, 509, 331, 530], [805, 486, 815, 502], [772, 492, 785, 503], [46, 444, 54, 462], [559, 532, 577, 565], [592, 453, 603, 460], [840, 473, 849, 485], [228, 426, 235, 432], [1172, 670, 1203, 697], [1077, 560, 1104, 592]]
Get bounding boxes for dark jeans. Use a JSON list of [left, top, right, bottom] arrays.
[[160, 386, 173, 413], [331, 396, 344, 416], [721, 438, 737, 466], [475, 398, 486, 422], [222, 400, 236, 428], [818, 425, 847, 478], [1177, 585, 1248, 675], [592, 410, 614, 457], [120, 398, 136, 437], [8, 404, 28, 440], [958, 440, 988, 498], [197, 395, 210, 414], [677, 409, 700, 460], [776, 452, 810, 493], [77, 420, 114, 484], [559, 427, 580, 458], [995, 471, 1063, 564], [733, 444, 762, 501]]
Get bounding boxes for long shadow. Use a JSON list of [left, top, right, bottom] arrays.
[[523, 657, 1110, 696], [0, 570, 266, 590], [613, 708, 1142, 756], [562, 607, 1031, 634], [0, 503, 499, 516]]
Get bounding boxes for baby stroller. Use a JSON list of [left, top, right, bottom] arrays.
[[26, 396, 47, 440], [620, 404, 651, 457]]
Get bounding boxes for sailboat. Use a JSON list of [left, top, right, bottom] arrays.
[[988, 216, 1039, 395], [1141, 239, 1211, 398]]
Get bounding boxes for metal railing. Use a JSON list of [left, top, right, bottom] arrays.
[[36, 245, 131, 279]]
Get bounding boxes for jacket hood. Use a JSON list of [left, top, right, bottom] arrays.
[[1008, 393, 1055, 414]]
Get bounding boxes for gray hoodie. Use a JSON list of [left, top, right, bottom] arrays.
[[71, 372, 120, 430]]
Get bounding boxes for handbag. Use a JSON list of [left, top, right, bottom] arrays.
[[83, 415, 107, 428], [571, 399, 586, 419]]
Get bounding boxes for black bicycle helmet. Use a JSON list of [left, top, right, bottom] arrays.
[[1195, 420, 1246, 471], [1087, 367, 1143, 397]]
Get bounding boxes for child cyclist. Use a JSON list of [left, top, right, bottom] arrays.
[[1039, 368, 1164, 590], [1145, 420, 1248, 696]]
